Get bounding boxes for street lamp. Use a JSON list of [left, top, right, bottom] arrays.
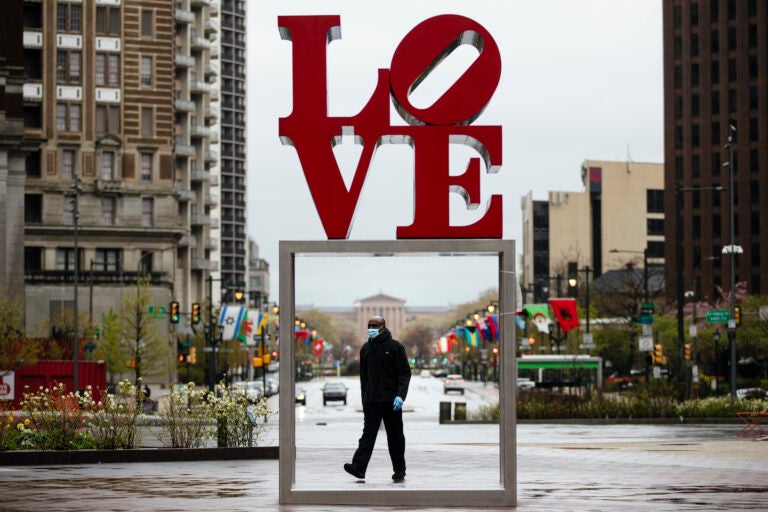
[[568, 266, 592, 343], [723, 123, 739, 400], [67, 172, 83, 392], [206, 275, 230, 391]]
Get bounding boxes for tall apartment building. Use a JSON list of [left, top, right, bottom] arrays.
[[21, 0, 179, 334], [1, 0, 40, 305], [247, 238, 270, 309], [521, 160, 665, 303], [663, 0, 767, 301], [218, 0, 247, 302], [174, 0, 220, 312]]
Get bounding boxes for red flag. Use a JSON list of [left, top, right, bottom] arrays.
[[548, 298, 579, 333], [313, 338, 324, 357]]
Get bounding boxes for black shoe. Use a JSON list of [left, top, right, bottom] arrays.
[[392, 471, 406, 482], [344, 463, 365, 480]]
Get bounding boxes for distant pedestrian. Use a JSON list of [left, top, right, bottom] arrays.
[[344, 315, 411, 482]]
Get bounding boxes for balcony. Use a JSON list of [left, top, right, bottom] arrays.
[[205, 193, 219, 206], [204, 150, 218, 163], [23, 31, 43, 48], [204, 237, 219, 250], [175, 8, 195, 23], [204, 63, 218, 77], [175, 53, 195, 68], [191, 36, 212, 51], [209, 174, 219, 186], [175, 98, 195, 112], [209, 45, 219, 59], [191, 214, 212, 226], [191, 170, 211, 182], [204, 19, 217, 35], [190, 81, 211, 94], [176, 144, 195, 157], [210, 1, 219, 16], [209, 131, 219, 143], [25, 270, 170, 286], [205, 106, 219, 120], [174, 184, 196, 201], [178, 235, 195, 246], [190, 125, 211, 138], [191, 0, 212, 6], [192, 258, 218, 271]]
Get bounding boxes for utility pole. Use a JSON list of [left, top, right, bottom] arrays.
[[70, 173, 82, 392], [726, 123, 737, 400]]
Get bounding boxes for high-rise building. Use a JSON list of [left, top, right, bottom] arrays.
[[247, 238, 270, 309], [21, 0, 178, 335], [218, 0, 247, 302], [2, 0, 41, 304], [174, 0, 220, 313], [521, 160, 665, 303], [663, 0, 767, 301]]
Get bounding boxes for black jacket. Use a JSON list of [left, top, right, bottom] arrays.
[[359, 328, 411, 404]]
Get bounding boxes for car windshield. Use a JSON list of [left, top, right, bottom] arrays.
[[325, 383, 345, 390]]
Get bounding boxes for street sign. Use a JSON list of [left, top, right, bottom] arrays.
[[582, 333, 593, 344], [579, 343, 596, 350], [639, 335, 654, 351], [653, 366, 661, 379], [637, 314, 654, 325], [706, 309, 730, 323], [727, 319, 736, 329], [642, 324, 653, 336], [689, 325, 697, 338], [640, 302, 655, 315]]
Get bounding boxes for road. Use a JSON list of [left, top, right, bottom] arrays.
[[0, 375, 766, 511]]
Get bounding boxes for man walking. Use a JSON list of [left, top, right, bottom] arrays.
[[344, 315, 411, 482]]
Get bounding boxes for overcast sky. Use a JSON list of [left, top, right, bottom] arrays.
[[246, 1, 664, 308]]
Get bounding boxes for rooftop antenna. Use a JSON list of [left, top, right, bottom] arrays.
[[626, 143, 633, 173]]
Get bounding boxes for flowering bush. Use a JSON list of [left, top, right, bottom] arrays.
[[18, 383, 95, 450], [0, 408, 20, 450], [210, 382, 272, 448], [87, 379, 145, 449]]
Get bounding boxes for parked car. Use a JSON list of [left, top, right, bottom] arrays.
[[517, 378, 536, 391], [736, 388, 767, 400], [420, 370, 431, 378], [443, 374, 465, 395], [433, 369, 449, 378], [265, 377, 280, 397], [322, 381, 348, 405], [231, 381, 264, 403], [295, 387, 307, 406]]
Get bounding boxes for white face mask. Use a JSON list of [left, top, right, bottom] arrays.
[[367, 328, 381, 338]]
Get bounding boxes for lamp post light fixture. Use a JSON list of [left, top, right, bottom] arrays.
[[67, 172, 83, 392], [206, 275, 230, 391], [723, 122, 739, 400], [568, 266, 592, 346]]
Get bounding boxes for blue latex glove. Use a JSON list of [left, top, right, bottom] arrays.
[[393, 396, 404, 411]]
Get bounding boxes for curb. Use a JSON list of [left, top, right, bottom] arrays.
[[0, 446, 278, 466]]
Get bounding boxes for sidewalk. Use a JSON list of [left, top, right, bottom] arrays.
[[0, 426, 765, 511]]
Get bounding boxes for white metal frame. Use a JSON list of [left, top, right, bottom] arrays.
[[278, 239, 517, 507]]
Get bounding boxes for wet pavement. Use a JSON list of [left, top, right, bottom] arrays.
[[1, 377, 766, 511]]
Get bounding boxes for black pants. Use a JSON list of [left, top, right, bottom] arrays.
[[351, 401, 405, 474]]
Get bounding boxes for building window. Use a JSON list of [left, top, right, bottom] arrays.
[[750, 118, 759, 141], [647, 241, 665, 259], [56, 103, 80, 132], [140, 56, 153, 87], [691, 93, 700, 117], [710, 29, 719, 53], [61, 149, 75, 180], [23, 104, 42, 129], [674, 65, 682, 89], [711, 122, 720, 145], [141, 153, 153, 182], [693, 216, 701, 238], [57, 3, 81, 32], [24, 247, 43, 272], [727, 27, 736, 50], [713, 214, 721, 237], [139, 250, 153, 274], [748, 24, 757, 48], [647, 189, 664, 213], [57, 50, 81, 83], [141, 9, 153, 37], [690, 33, 699, 57], [728, 89, 737, 113], [749, 56, 758, 80], [710, 0, 719, 21], [728, 59, 737, 81], [711, 90, 719, 114], [95, 104, 120, 135], [142, 198, 154, 227], [101, 152, 116, 180], [675, 125, 683, 149], [63, 196, 74, 225], [675, 156, 683, 179], [750, 149, 759, 173], [647, 218, 664, 236], [692, 154, 701, 178], [95, 53, 120, 86], [24, 194, 42, 224], [102, 197, 115, 225], [96, 6, 121, 36], [690, 3, 699, 25], [749, 86, 758, 110], [94, 249, 121, 272], [692, 124, 700, 147], [141, 107, 153, 136], [674, 96, 683, 119], [26, 151, 41, 178], [56, 248, 77, 271], [674, 36, 682, 59], [691, 63, 699, 87]]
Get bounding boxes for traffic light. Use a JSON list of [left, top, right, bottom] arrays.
[[191, 303, 200, 324], [188, 347, 196, 364], [170, 301, 180, 323], [653, 344, 664, 365], [734, 306, 741, 326], [684, 343, 691, 361], [176, 338, 187, 363], [271, 350, 279, 362]]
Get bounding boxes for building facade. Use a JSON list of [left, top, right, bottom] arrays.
[[521, 159, 665, 303], [663, 0, 767, 301], [21, 0, 182, 335], [354, 293, 406, 339], [217, 0, 247, 302], [174, 0, 220, 312]]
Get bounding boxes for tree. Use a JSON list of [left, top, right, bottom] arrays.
[[400, 322, 436, 366], [0, 290, 40, 371], [118, 278, 170, 385], [94, 309, 130, 385]]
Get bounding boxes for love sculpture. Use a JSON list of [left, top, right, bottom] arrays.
[[278, 14, 503, 239]]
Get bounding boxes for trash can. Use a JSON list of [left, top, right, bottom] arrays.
[[439, 401, 452, 423], [454, 402, 467, 421]]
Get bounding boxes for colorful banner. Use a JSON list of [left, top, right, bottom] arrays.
[[219, 305, 246, 341], [313, 338, 324, 357], [523, 304, 552, 333], [464, 326, 479, 347], [514, 311, 526, 331], [487, 315, 498, 340], [437, 336, 450, 353], [548, 298, 580, 333]]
